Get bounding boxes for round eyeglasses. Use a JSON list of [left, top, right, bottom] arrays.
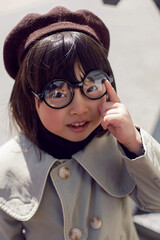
[[31, 70, 113, 109]]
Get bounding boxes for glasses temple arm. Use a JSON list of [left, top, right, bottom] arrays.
[[31, 90, 42, 100]]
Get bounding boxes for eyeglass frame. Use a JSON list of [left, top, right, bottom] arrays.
[[31, 70, 114, 109]]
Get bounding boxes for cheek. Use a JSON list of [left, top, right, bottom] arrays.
[[35, 101, 64, 131], [94, 96, 106, 115]]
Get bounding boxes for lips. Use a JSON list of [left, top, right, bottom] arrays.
[[67, 121, 89, 132], [71, 122, 86, 127]]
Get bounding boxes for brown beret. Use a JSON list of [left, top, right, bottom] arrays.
[[3, 6, 110, 79]]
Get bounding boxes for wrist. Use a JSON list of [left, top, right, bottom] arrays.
[[124, 128, 144, 156]]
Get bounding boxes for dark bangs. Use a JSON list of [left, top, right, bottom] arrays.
[[24, 31, 116, 93]]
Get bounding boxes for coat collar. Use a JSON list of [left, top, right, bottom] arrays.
[[0, 133, 135, 221], [0, 134, 56, 221], [73, 133, 135, 197]]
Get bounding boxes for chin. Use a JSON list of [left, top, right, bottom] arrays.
[[67, 137, 88, 142], [65, 134, 90, 142]]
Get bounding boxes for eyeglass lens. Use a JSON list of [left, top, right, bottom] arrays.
[[43, 70, 109, 109], [44, 81, 73, 108]]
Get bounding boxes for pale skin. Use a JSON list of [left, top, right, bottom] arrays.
[[100, 80, 143, 156]]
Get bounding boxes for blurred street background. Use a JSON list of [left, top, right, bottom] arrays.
[[0, 0, 160, 239]]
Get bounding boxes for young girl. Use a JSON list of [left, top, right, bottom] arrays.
[[0, 6, 160, 240]]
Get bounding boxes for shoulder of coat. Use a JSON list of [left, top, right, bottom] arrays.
[[0, 134, 55, 221]]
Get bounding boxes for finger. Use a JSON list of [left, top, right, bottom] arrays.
[[105, 80, 121, 103], [101, 114, 119, 130], [99, 101, 121, 116]]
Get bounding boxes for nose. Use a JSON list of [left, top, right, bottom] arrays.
[[69, 89, 89, 115]]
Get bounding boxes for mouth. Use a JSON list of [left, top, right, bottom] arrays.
[[71, 122, 86, 127], [67, 121, 89, 132]]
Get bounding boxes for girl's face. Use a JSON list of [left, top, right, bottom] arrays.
[[35, 64, 106, 142]]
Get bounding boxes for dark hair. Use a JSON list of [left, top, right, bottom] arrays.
[[10, 31, 116, 143]]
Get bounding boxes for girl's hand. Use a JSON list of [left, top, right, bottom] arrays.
[[99, 80, 143, 156]]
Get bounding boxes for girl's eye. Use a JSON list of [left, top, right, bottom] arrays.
[[48, 90, 67, 99], [51, 91, 66, 98], [87, 85, 98, 93]]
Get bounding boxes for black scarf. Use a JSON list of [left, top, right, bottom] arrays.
[[36, 120, 101, 159]]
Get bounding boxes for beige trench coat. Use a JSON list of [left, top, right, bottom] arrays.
[[0, 129, 160, 240]]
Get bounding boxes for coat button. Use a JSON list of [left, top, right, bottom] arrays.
[[90, 217, 102, 229], [58, 166, 70, 179], [69, 228, 82, 240]]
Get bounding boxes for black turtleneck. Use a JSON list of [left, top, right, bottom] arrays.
[[36, 119, 102, 159], [36, 120, 142, 160]]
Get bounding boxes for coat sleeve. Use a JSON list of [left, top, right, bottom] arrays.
[[120, 129, 160, 212], [0, 209, 26, 240]]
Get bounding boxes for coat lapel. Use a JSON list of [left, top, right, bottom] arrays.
[[73, 133, 135, 197], [0, 134, 56, 221]]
